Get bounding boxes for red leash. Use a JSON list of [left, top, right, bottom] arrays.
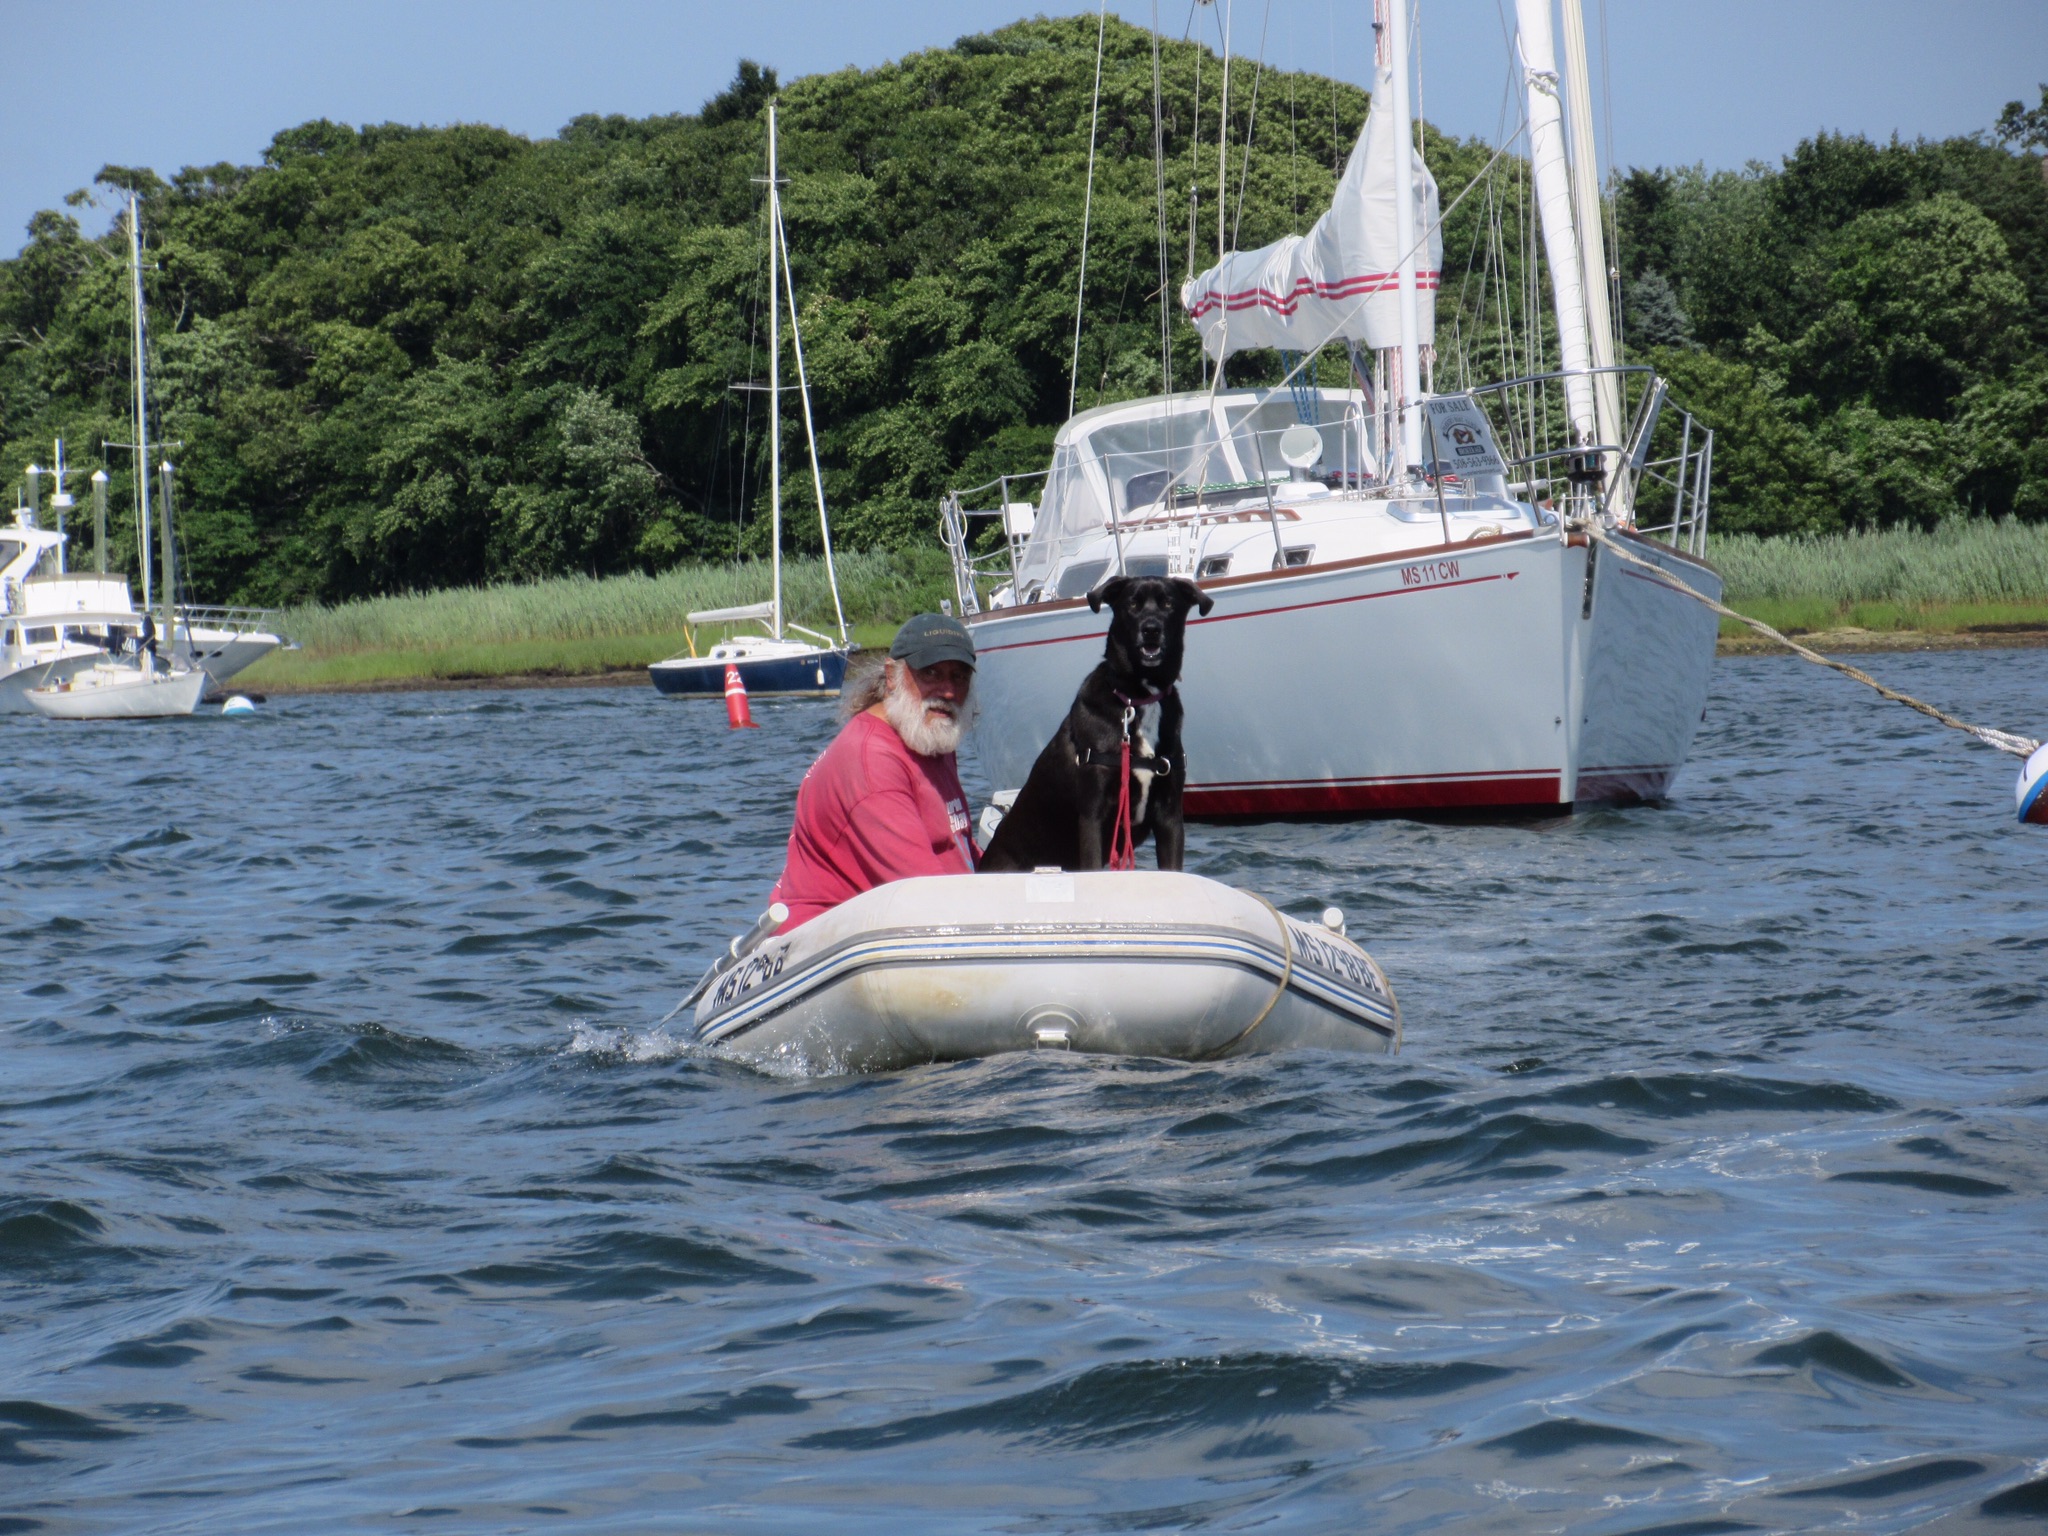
[[1109, 705, 1137, 870]]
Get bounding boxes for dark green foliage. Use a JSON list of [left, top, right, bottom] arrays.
[[1996, 85, 2048, 152], [1623, 271, 1692, 351], [1614, 117, 2048, 532], [3, 18, 2046, 606]]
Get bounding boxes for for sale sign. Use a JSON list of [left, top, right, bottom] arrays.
[[1422, 394, 1508, 478]]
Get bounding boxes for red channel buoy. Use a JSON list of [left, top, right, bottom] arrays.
[[724, 663, 759, 729]]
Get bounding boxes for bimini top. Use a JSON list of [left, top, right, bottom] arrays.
[[1019, 387, 1368, 587]]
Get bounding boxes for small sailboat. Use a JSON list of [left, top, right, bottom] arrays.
[[27, 659, 208, 720], [683, 872, 1399, 1076], [26, 195, 205, 722], [650, 100, 851, 701]]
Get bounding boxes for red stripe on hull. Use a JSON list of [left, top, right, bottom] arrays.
[[976, 569, 1514, 656], [1187, 773, 1565, 818]]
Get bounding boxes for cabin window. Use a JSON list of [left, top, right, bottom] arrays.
[[1053, 559, 1110, 599], [1122, 469, 1173, 511], [1197, 555, 1232, 579], [1122, 556, 1169, 579], [1281, 546, 1314, 568], [24, 626, 56, 644]]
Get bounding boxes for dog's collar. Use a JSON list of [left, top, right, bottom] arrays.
[[1114, 685, 1175, 709]]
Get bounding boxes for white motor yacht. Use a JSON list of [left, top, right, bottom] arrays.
[[6, 198, 287, 716]]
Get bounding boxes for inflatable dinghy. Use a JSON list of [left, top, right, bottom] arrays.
[[682, 871, 1399, 1075]]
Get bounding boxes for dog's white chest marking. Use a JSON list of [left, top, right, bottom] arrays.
[[1129, 700, 1162, 824]]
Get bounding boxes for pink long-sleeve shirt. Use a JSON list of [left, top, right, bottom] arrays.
[[770, 711, 978, 931]]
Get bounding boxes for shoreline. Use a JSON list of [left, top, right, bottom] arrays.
[[1715, 625, 2048, 656], [244, 626, 2048, 698]]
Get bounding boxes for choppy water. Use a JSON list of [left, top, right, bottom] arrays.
[[5, 649, 2047, 1534]]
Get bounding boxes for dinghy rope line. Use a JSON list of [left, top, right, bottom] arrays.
[[1587, 527, 2042, 760], [1200, 892, 1296, 1060]]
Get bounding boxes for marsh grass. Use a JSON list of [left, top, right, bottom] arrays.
[[275, 548, 952, 653], [242, 550, 951, 685], [241, 521, 2048, 687], [1711, 520, 2048, 608], [1706, 521, 2048, 636]]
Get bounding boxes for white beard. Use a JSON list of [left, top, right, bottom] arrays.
[[884, 668, 973, 757]]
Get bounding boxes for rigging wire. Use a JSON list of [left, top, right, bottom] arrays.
[[1228, 0, 1273, 252], [774, 204, 847, 645], [1589, 527, 2041, 763], [1598, 0, 1623, 360], [1068, 0, 1110, 420], [1213, 0, 1231, 265], [1151, 0, 1175, 401]]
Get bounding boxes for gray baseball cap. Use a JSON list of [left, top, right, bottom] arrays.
[[890, 612, 976, 671]]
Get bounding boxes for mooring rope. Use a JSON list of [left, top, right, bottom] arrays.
[[1202, 892, 1296, 1060], [1588, 526, 2042, 760]]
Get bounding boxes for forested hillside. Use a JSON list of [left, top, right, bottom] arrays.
[[1, 17, 2043, 605]]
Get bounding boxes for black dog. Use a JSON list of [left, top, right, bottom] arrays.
[[981, 575, 1212, 873]]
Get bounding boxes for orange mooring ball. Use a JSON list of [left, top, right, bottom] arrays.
[[2020, 742, 2048, 825]]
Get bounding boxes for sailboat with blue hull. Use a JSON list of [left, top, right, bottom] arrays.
[[648, 621, 849, 699], [650, 100, 851, 703]]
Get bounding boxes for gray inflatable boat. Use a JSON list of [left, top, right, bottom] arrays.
[[684, 871, 1399, 1075]]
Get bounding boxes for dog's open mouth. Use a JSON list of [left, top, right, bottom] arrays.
[[1138, 642, 1165, 665]]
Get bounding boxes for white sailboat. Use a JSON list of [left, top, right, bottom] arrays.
[[650, 100, 852, 701], [27, 195, 207, 722], [946, 0, 1721, 816]]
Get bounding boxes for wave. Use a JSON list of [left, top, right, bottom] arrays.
[[792, 1352, 1514, 1452]]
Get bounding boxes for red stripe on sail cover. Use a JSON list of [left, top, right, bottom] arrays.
[[1186, 270, 1443, 323]]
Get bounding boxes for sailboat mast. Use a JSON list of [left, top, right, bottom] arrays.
[[1382, 0, 1424, 476], [1560, 0, 1622, 467], [766, 103, 784, 642], [128, 194, 154, 613], [1514, 0, 1598, 450]]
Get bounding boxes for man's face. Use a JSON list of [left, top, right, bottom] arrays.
[[908, 660, 973, 714], [883, 658, 974, 756]]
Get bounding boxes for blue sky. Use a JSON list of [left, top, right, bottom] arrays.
[[5, 0, 2044, 251]]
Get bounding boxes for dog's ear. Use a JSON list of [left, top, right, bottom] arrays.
[[1089, 576, 1130, 615], [1171, 578, 1215, 617]]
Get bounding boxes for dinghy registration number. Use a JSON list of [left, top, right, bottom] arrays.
[[1399, 558, 1461, 588], [1284, 920, 1389, 999], [713, 945, 789, 1008]]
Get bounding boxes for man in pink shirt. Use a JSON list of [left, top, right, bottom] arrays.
[[770, 613, 980, 930]]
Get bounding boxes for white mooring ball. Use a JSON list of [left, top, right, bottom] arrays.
[[221, 695, 257, 717], [2020, 741, 2048, 826]]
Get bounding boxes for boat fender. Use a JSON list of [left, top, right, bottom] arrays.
[[2020, 742, 2048, 826]]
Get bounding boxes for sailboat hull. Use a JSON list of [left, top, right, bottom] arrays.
[[650, 648, 848, 699], [966, 529, 1719, 817], [25, 666, 208, 720]]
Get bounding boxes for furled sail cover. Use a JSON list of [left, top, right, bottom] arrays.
[[1181, 102, 1441, 359]]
